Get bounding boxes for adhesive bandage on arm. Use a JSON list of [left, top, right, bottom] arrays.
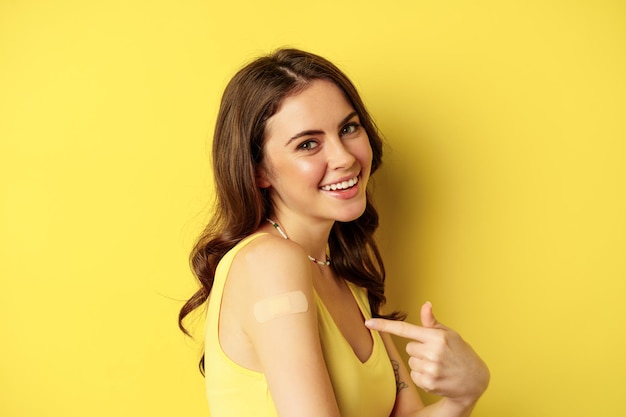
[[253, 290, 309, 323]]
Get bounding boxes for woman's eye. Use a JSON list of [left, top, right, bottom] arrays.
[[341, 123, 360, 136], [298, 140, 319, 151]]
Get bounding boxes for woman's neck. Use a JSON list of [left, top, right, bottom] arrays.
[[265, 213, 333, 263]]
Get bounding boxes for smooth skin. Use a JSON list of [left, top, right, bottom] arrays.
[[219, 79, 489, 417]]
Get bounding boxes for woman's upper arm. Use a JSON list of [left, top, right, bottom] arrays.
[[235, 238, 341, 417], [380, 331, 425, 417]]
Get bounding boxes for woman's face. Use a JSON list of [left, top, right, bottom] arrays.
[[258, 79, 373, 224]]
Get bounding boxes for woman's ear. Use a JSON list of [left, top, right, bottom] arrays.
[[255, 164, 271, 188]]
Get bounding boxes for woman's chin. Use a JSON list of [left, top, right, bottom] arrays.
[[333, 203, 368, 223]]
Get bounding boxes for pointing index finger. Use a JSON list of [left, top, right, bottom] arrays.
[[365, 318, 426, 341]]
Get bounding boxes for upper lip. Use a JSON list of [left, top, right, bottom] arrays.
[[319, 173, 360, 188]]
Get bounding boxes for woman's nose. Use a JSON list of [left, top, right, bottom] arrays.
[[326, 137, 356, 170]]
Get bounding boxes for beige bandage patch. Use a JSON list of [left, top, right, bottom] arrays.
[[253, 290, 309, 323]]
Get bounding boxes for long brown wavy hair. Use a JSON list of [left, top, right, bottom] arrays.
[[179, 48, 404, 372]]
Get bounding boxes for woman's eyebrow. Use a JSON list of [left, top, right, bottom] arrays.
[[338, 111, 358, 128], [284, 111, 359, 146], [285, 129, 324, 146]]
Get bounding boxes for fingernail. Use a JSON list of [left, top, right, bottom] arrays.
[[364, 319, 375, 328]]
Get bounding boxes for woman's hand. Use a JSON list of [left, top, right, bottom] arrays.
[[365, 302, 490, 408]]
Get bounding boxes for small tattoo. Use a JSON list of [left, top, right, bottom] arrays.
[[391, 360, 409, 393]]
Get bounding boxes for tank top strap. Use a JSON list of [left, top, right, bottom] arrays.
[[208, 233, 269, 319]]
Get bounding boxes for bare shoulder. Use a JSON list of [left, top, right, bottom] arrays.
[[228, 233, 313, 296], [224, 233, 318, 344], [224, 234, 340, 416], [218, 233, 325, 390]]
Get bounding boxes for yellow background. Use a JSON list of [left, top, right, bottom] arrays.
[[1, 1, 624, 416]]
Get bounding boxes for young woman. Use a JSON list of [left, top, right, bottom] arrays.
[[179, 48, 489, 417]]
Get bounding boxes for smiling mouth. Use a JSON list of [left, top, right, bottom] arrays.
[[320, 175, 359, 191]]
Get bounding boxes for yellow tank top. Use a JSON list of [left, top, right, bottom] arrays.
[[204, 233, 397, 417]]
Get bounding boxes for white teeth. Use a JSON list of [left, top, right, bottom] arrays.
[[321, 176, 359, 191]]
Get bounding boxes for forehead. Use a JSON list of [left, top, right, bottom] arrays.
[[265, 80, 355, 138]]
